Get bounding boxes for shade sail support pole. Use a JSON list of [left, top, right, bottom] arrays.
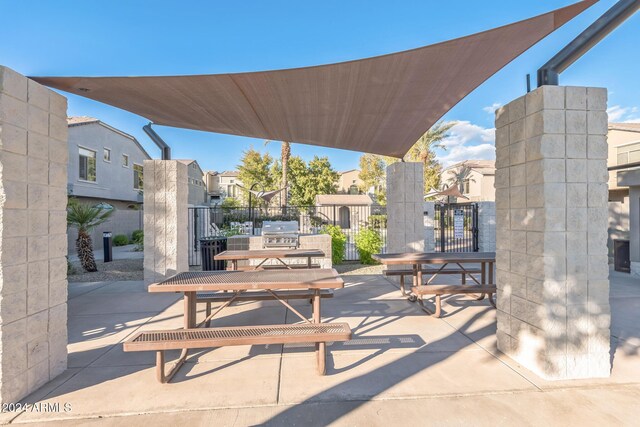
[[537, 0, 640, 87], [143, 123, 172, 160]]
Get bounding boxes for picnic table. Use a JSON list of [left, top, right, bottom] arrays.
[[215, 248, 325, 270], [372, 252, 496, 317], [123, 269, 350, 382]]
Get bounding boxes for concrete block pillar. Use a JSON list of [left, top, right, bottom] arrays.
[[386, 162, 424, 255], [423, 201, 435, 252], [143, 160, 189, 284], [0, 66, 69, 402], [495, 86, 611, 380]]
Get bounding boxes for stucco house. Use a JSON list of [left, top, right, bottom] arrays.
[[205, 170, 242, 203], [176, 159, 207, 206], [67, 116, 152, 250], [439, 160, 496, 202], [338, 169, 364, 194]]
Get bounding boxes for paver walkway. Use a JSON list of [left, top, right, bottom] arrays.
[[2, 270, 639, 425]]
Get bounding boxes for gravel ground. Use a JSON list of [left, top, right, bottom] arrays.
[[333, 262, 384, 275], [68, 258, 143, 282]]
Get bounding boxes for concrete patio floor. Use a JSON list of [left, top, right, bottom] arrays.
[[2, 269, 639, 425]]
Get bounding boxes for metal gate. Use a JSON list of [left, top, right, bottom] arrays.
[[434, 203, 478, 252]]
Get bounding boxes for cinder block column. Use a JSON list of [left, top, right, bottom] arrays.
[[0, 66, 68, 403], [477, 201, 496, 252], [143, 160, 189, 283], [386, 162, 425, 256], [495, 86, 610, 380], [423, 201, 435, 252]]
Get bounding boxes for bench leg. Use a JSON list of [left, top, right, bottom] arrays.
[[312, 290, 326, 375], [205, 302, 212, 328], [156, 349, 188, 383], [461, 273, 466, 285], [488, 292, 496, 308], [417, 295, 442, 318], [400, 275, 406, 296]]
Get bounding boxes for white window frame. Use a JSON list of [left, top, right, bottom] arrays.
[[133, 163, 144, 190], [103, 147, 111, 162], [122, 153, 129, 168], [78, 145, 97, 183]]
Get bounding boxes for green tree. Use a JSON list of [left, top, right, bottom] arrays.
[[358, 154, 399, 205], [287, 156, 339, 206], [237, 148, 275, 204], [404, 121, 456, 194], [67, 199, 114, 272]]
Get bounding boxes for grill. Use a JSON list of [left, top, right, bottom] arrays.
[[262, 221, 299, 249]]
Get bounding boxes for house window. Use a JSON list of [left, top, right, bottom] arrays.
[[103, 148, 111, 162], [122, 154, 129, 167], [79, 147, 96, 182], [630, 150, 640, 164], [133, 164, 143, 189], [463, 179, 470, 194]]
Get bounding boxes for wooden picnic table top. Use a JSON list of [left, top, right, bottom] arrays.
[[372, 252, 496, 265], [214, 249, 325, 260], [148, 268, 343, 292]]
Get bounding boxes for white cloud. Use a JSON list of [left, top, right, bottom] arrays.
[[482, 102, 502, 114], [608, 105, 640, 123], [440, 121, 495, 148], [436, 121, 496, 167], [437, 144, 496, 167]]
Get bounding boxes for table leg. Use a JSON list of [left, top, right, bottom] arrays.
[[489, 262, 496, 308], [312, 289, 326, 375], [308, 256, 312, 269], [156, 291, 195, 383], [232, 260, 238, 271], [476, 262, 487, 301], [416, 263, 423, 287]]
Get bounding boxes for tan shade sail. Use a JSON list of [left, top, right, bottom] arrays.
[[32, 1, 595, 158]]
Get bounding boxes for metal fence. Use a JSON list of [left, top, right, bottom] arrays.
[[188, 204, 388, 265], [434, 203, 479, 252]]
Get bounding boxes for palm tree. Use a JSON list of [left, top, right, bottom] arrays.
[[404, 121, 456, 192], [447, 164, 475, 194], [265, 140, 291, 208], [67, 199, 114, 272]]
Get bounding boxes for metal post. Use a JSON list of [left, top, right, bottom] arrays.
[[537, 0, 640, 87], [103, 232, 113, 263]]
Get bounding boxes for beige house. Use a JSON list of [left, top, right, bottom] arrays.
[[606, 123, 640, 270], [205, 170, 242, 203], [440, 160, 495, 202], [338, 169, 364, 194]]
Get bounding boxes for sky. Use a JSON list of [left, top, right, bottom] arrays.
[[1, 0, 639, 172]]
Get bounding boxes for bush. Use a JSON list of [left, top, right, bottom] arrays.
[[113, 234, 130, 246], [320, 225, 346, 265], [368, 214, 387, 229], [131, 229, 144, 243], [355, 228, 383, 265]]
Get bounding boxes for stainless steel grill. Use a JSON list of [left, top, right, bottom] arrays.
[[262, 221, 299, 249]]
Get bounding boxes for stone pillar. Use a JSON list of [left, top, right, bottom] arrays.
[[143, 160, 189, 284], [495, 86, 610, 380], [423, 201, 435, 252], [0, 66, 68, 402], [386, 162, 424, 255], [477, 201, 496, 252]]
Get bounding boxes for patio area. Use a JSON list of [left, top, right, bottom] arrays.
[[3, 268, 639, 425]]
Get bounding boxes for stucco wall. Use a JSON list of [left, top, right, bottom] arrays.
[[67, 122, 149, 203]]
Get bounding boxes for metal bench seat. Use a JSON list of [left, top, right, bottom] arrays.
[[197, 289, 333, 303], [383, 267, 483, 295], [124, 323, 351, 382], [411, 285, 496, 318]]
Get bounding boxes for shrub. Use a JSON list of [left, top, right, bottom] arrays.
[[113, 234, 130, 246], [368, 214, 387, 229], [320, 225, 346, 265], [131, 229, 144, 243], [355, 228, 383, 265]]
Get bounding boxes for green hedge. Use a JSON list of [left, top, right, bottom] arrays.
[[320, 225, 346, 265], [355, 228, 383, 265], [113, 234, 129, 246]]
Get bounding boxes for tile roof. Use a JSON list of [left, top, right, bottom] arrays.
[[315, 194, 373, 205], [609, 123, 640, 133], [67, 116, 99, 126]]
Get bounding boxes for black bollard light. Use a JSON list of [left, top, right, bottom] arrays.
[[103, 232, 113, 263]]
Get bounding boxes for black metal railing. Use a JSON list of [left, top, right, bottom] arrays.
[[434, 203, 479, 252], [188, 204, 387, 265]]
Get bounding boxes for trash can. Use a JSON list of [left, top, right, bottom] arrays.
[[200, 237, 227, 271], [614, 239, 630, 273]]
